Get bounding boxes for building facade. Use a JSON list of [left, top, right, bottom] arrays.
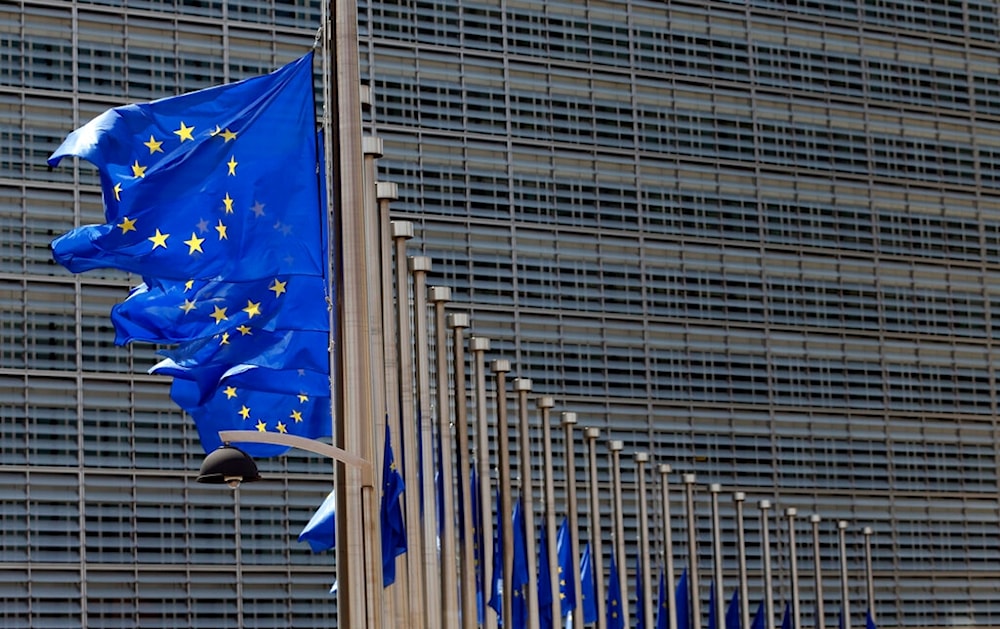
[[3, 0, 1000, 626]]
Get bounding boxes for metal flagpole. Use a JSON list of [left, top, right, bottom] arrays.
[[450, 313, 478, 628], [539, 396, 561, 624], [562, 413, 585, 629], [733, 493, 750, 629], [472, 337, 498, 629], [362, 136, 387, 460], [609, 441, 629, 629], [810, 515, 825, 629], [514, 378, 540, 629], [683, 474, 702, 629], [585, 427, 607, 629], [493, 359, 514, 628], [863, 527, 874, 622], [328, 0, 379, 622], [659, 465, 678, 629], [786, 508, 801, 629], [635, 453, 653, 629], [760, 500, 775, 629], [837, 521, 850, 629], [709, 484, 725, 629], [431, 286, 460, 629], [391, 221, 426, 629], [411, 256, 442, 629]]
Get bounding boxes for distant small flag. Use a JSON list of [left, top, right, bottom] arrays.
[[471, 466, 485, 624], [780, 602, 791, 629], [488, 489, 503, 619], [750, 601, 766, 629], [656, 568, 668, 629], [709, 580, 718, 629], [725, 589, 741, 629], [866, 610, 877, 629], [675, 568, 690, 629], [379, 423, 406, 587], [557, 516, 576, 616], [636, 556, 645, 629], [511, 496, 530, 629], [580, 542, 598, 624], [607, 554, 625, 629], [298, 490, 336, 552], [539, 523, 554, 629]]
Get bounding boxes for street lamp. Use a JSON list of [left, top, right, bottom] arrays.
[[196, 444, 262, 489]]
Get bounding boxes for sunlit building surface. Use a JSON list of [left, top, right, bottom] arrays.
[[3, 0, 999, 626]]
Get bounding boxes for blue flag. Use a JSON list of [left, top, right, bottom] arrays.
[[750, 601, 766, 629], [636, 556, 645, 629], [607, 554, 625, 629], [656, 569, 668, 629], [539, 523, 554, 629], [170, 375, 332, 457], [471, 466, 485, 624], [380, 423, 406, 587], [675, 568, 690, 629], [488, 490, 503, 619], [48, 53, 324, 282], [709, 580, 718, 629], [298, 490, 336, 552], [866, 609, 877, 629], [511, 496, 530, 629], [556, 516, 576, 616], [726, 589, 741, 629], [780, 602, 791, 629], [580, 542, 598, 624]]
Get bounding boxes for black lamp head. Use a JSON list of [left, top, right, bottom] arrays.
[[197, 444, 262, 489]]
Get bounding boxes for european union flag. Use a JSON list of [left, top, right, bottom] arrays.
[[607, 554, 625, 629], [299, 490, 336, 553], [709, 580, 718, 629], [111, 274, 329, 345], [750, 601, 766, 629], [48, 53, 324, 282], [170, 375, 332, 457], [656, 569, 668, 629], [676, 568, 690, 629], [636, 556, 645, 629], [471, 466, 485, 624], [780, 602, 791, 629], [866, 609, 877, 629], [380, 423, 407, 587], [580, 542, 598, 624], [538, 523, 553, 629], [726, 589, 741, 629], [511, 496, 530, 629], [556, 517, 576, 616], [488, 489, 503, 619]]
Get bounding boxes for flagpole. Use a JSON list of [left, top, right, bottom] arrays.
[[759, 500, 775, 629], [514, 378, 540, 629], [392, 221, 427, 629], [362, 136, 388, 462], [837, 520, 850, 629], [472, 336, 498, 629], [786, 508, 801, 629], [431, 286, 460, 629], [562, 413, 585, 629], [863, 527, 873, 622], [683, 474, 701, 629], [450, 313, 478, 629], [377, 181, 408, 626], [328, 0, 380, 622], [659, 464, 678, 629], [733, 493, 750, 629], [609, 441, 629, 629], [411, 255, 442, 629], [709, 484, 725, 629], [585, 427, 607, 629], [493, 359, 515, 628], [539, 396, 561, 624], [810, 515, 825, 629], [635, 452, 653, 629]]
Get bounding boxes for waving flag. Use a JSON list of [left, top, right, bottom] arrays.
[[557, 516, 576, 616], [380, 424, 407, 587], [299, 490, 336, 552]]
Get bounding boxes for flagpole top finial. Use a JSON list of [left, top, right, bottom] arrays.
[[759, 499, 772, 509], [537, 396, 555, 409], [429, 286, 451, 302], [733, 491, 746, 502], [447, 312, 470, 329], [682, 472, 696, 484], [491, 359, 511, 373], [634, 451, 649, 463], [561, 411, 577, 426], [863, 526, 873, 535], [409, 256, 432, 272], [470, 336, 491, 352], [785, 507, 798, 517], [609, 440, 623, 452], [362, 135, 384, 157], [390, 220, 413, 238], [838, 520, 849, 529], [377, 181, 399, 201], [709, 482, 721, 493], [513, 377, 532, 392], [658, 463, 672, 474], [584, 426, 600, 439], [810, 514, 822, 523]]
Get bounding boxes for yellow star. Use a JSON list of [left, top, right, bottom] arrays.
[[179, 299, 196, 313], [211, 125, 222, 136], [255, 420, 267, 432], [131, 160, 146, 178], [290, 409, 303, 423], [113, 182, 122, 201], [174, 121, 194, 142], [219, 332, 230, 345], [215, 220, 228, 240], [222, 192, 234, 213], [276, 421, 288, 434], [297, 393, 309, 403], [210, 305, 228, 324], [183, 232, 205, 254], [144, 135, 163, 154], [148, 229, 169, 249], [226, 155, 238, 176], [117, 216, 136, 234], [221, 128, 237, 142], [242, 300, 261, 319], [236, 324, 252, 335], [239, 405, 251, 420], [224, 386, 238, 399], [269, 278, 287, 297], [184, 279, 194, 291]]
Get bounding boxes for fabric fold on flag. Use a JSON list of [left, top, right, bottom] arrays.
[[511, 496, 530, 629], [298, 489, 336, 553], [675, 568, 690, 629], [726, 589, 741, 629], [580, 542, 598, 624], [607, 554, 625, 629], [556, 516, 576, 616], [379, 423, 406, 587], [539, 523, 554, 629]]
